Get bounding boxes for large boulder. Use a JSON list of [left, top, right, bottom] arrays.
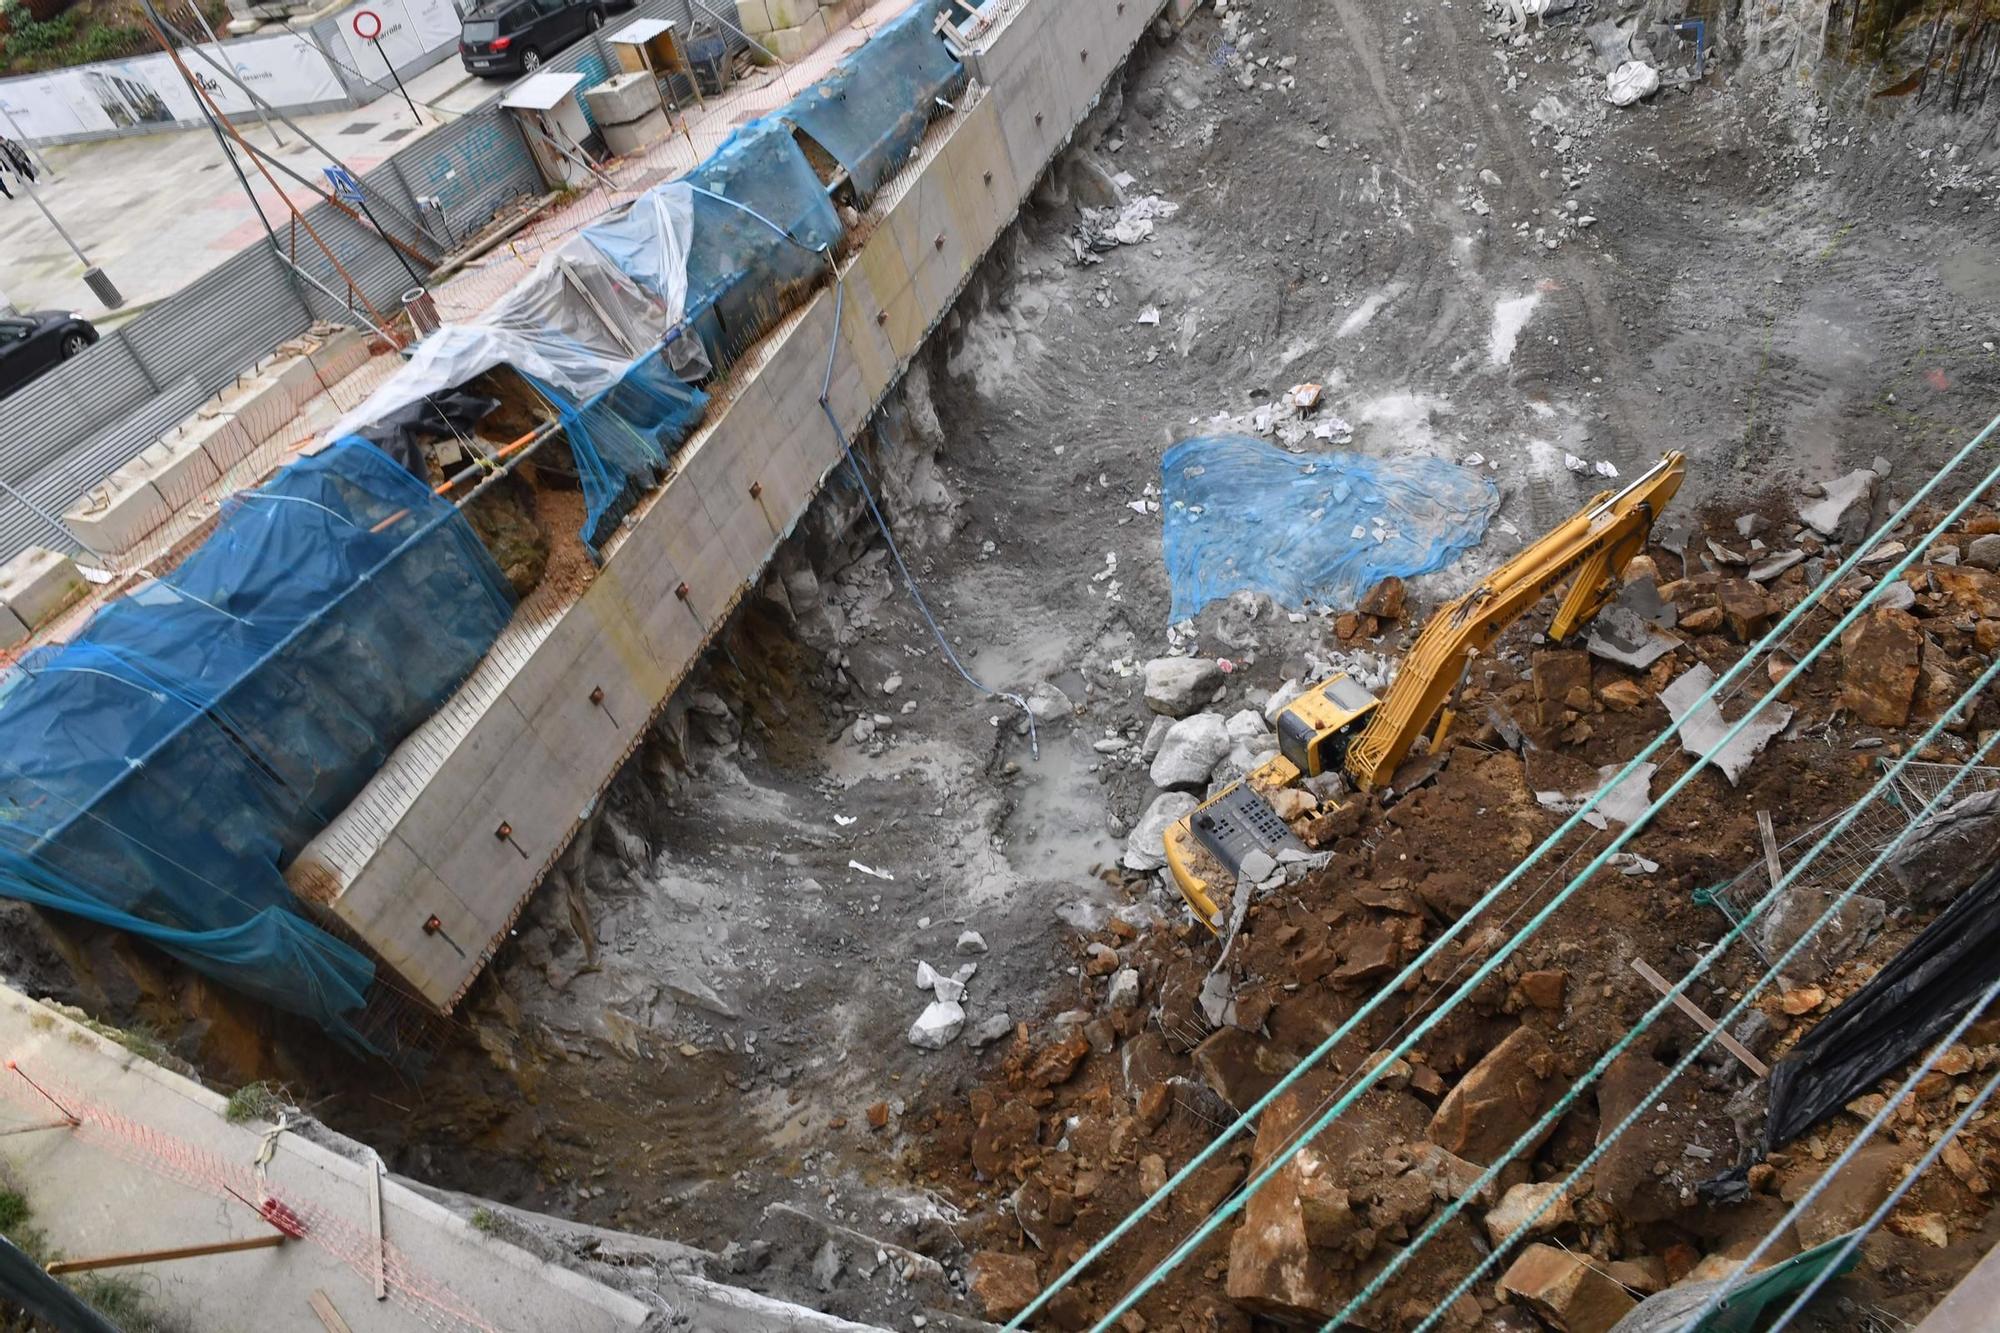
[[1123, 791, 1198, 871], [1839, 607, 1923, 727], [966, 1251, 1041, 1321], [1497, 1243, 1636, 1333], [1150, 712, 1232, 790], [1890, 790, 2000, 908], [1144, 656, 1224, 717], [1224, 1083, 1351, 1322], [1426, 1026, 1566, 1165]]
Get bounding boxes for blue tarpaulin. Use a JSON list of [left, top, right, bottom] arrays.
[[0, 441, 514, 1039], [783, 0, 964, 204], [1160, 435, 1501, 622], [531, 352, 710, 555]]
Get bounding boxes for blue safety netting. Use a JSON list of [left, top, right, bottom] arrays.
[[531, 351, 711, 555], [783, 0, 964, 205], [1160, 435, 1501, 622], [0, 440, 515, 1040], [682, 116, 845, 368]]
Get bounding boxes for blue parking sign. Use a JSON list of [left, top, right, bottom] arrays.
[[324, 166, 364, 206]]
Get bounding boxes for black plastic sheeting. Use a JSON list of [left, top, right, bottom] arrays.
[[1763, 857, 2000, 1150], [350, 389, 500, 477]]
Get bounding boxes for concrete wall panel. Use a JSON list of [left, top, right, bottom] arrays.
[[296, 0, 1159, 1011]]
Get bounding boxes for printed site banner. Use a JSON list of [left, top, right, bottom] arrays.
[[0, 31, 351, 143]]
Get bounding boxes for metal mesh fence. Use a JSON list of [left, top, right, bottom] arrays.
[[1700, 758, 2000, 970]]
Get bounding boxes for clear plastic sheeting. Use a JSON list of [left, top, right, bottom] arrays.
[[783, 0, 964, 205], [579, 182, 707, 375], [325, 235, 678, 445], [1160, 435, 1501, 622], [0, 440, 515, 1040], [530, 353, 709, 555]]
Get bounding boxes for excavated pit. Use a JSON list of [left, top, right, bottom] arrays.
[[15, 1, 2000, 1327]]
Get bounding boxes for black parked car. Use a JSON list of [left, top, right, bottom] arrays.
[[0, 310, 96, 399], [460, 0, 608, 77]]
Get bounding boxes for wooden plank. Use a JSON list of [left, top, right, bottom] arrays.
[[309, 1290, 354, 1333], [368, 1154, 387, 1301], [1758, 809, 1785, 893], [1629, 957, 1771, 1080], [45, 1233, 285, 1274]]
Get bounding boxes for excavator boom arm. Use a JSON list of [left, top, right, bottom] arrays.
[[1342, 452, 1685, 790]]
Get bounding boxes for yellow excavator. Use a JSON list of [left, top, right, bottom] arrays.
[[1166, 452, 1686, 930]]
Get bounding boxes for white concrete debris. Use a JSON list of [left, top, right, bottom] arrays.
[[916, 960, 966, 1003], [1141, 714, 1174, 760], [1124, 791, 1199, 871], [833, 814, 858, 827], [967, 1013, 1013, 1048], [1659, 663, 1793, 786], [849, 859, 895, 880], [1587, 604, 1680, 670], [1534, 763, 1655, 831], [1107, 968, 1142, 1012], [1263, 677, 1307, 724], [1606, 60, 1661, 106], [1614, 853, 1660, 876], [915, 961, 942, 991], [1136, 305, 1161, 325], [955, 930, 988, 956], [1224, 708, 1273, 747], [1800, 468, 1879, 543], [1150, 712, 1232, 790], [881, 673, 902, 695], [1143, 655, 1223, 717], [908, 1000, 965, 1050]]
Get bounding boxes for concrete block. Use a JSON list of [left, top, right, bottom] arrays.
[[583, 70, 660, 127], [601, 103, 671, 158], [64, 473, 170, 557], [269, 349, 323, 411], [307, 328, 371, 382], [819, 0, 859, 30], [736, 0, 773, 32], [113, 436, 223, 511], [765, 0, 817, 28], [1163, 0, 1200, 26], [174, 410, 256, 475], [0, 602, 28, 649], [765, 11, 828, 61], [0, 547, 87, 630], [220, 373, 295, 447]]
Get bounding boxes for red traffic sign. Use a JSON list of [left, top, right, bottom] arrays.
[[351, 8, 382, 40]]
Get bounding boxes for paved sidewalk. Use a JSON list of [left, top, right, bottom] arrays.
[[0, 55, 485, 323]]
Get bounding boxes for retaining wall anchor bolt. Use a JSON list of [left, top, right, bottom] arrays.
[[676, 582, 691, 601], [495, 822, 528, 859], [749, 481, 763, 499], [934, 234, 945, 250], [876, 310, 889, 325], [1081, 49, 1088, 61], [1035, 112, 1044, 125], [423, 914, 467, 958], [984, 170, 993, 184], [590, 685, 620, 727]]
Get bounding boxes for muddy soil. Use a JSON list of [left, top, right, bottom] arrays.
[[272, 0, 2000, 1326]]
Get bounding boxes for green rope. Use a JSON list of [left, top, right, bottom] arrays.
[[1058, 417, 2000, 1333], [1334, 662, 2000, 1333]]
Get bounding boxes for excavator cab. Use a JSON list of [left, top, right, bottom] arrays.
[[1164, 672, 1380, 931], [1274, 673, 1381, 777]]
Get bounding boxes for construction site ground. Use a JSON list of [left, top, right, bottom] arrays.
[[26, 1, 2000, 1328]]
